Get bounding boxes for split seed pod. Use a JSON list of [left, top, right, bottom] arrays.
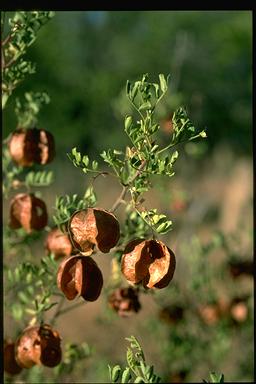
[[57, 255, 103, 301], [9, 193, 48, 233], [121, 239, 176, 289], [45, 227, 73, 259], [8, 127, 55, 167], [68, 208, 120, 255], [4, 340, 23, 375], [15, 324, 61, 368], [108, 287, 141, 317]]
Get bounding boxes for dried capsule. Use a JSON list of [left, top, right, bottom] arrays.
[[9, 193, 48, 233], [121, 239, 176, 289], [15, 324, 61, 368], [4, 340, 23, 375], [45, 227, 73, 260], [160, 114, 174, 135], [159, 305, 184, 324], [198, 304, 220, 325], [230, 297, 249, 323], [8, 127, 55, 167], [57, 255, 103, 301], [68, 208, 120, 255], [198, 298, 229, 326], [108, 287, 141, 317]]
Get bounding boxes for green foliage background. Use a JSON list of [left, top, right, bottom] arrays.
[[3, 11, 252, 158]]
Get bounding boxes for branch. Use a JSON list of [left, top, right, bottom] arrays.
[[52, 300, 87, 322], [110, 159, 147, 213]]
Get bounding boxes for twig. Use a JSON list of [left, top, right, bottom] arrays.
[[49, 296, 65, 326], [110, 159, 147, 213], [2, 33, 12, 47], [53, 300, 87, 319], [110, 185, 127, 213]]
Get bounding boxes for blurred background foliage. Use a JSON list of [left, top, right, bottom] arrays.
[[3, 10, 253, 384], [3, 10, 252, 159]]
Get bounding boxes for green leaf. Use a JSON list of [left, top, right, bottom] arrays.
[[159, 74, 167, 93], [209, 372, 225, 383], [92, 160, 98, 170], [12, 303, 23, 320], [125, 115, 133, 131], [139, 101, 151, 111], [170, 150, 179, 164], [109, 365, 121, 383], [153, 83, 160, 98], [18, 291, 29, 304], [25, 170, 54, 187], [121, 367, 132, 383], [126, 347, 136, 369], [84, 185, 97, 207], [25, 308, 37, 315], [82, 155, 89, 167], [156, 221, 172, 234], [134, 377, 144, 383], [145, 365, 154, 379], [131, 82, 140, 101]]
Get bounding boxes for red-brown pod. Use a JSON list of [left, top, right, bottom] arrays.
[[9, 193, 48, 233], [45, 227, 73, 259], [108, 287, 141, 317], [4, 340, 23, 375], [68, 208, 120, 255], [121, 239, 176, 289], [57, 255, 103, 301], [15, 324, 61, 368], [8, 128, 55, 166]]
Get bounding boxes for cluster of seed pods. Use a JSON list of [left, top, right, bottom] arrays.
[[8, 127, 55, 234], [6, 126, 177, 377], [4, 324, 62, 375], [7, 126, 176, 307], [54, 207, 176, 307]]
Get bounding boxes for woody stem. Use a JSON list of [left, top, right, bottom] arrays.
[[110, 159, 147, 213]]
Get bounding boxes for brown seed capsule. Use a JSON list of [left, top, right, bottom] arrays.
[[68, 208, 120, 255], [9, 193, 48, 233], [159, 305, 184, 324], [4, 339, 23, 375], [198, 298, 230, 326], [57, 255, 103, 301], [108, 287, 141, 317], [45, 227, 73, 260], [121, 239, 176, 289], [15, 324, 61, 369], [38, 325, 62, 367], [230, 297, 249, 323], [198, 304, 220, 325], [8, 127, 55, 167], [160, 114, 174, 134]]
